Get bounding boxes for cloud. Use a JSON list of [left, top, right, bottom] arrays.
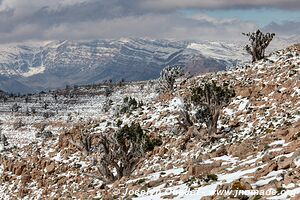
[[263, 21, 300, 36], [141, 0, 300, 11], [0, 12, 258, 43], [0, 0, 298, 43]]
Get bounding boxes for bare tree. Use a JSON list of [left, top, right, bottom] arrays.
[[191, 81, 235, 135], [177, 103, 194, 132], [243, 30, 275, 62], [159, 66, 184, 91]]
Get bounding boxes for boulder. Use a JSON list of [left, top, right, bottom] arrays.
[[45, 162, 55, 174], [188, 162, 221, 177], [277, 156, 293, 170]]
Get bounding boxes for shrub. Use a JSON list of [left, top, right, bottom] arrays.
[[116, 119, 123, 127], [276, 187, 286, 195], [135, 178, 146, 184], [144, 136, 163, 151], [102, 98, 113, 112], [191, 81, 235, 135], [11, 103, 21, 112], [206, 174, 218, 182], [159, 66, 184, 92], [120, 96, 142, 114], [0, 129, 9, 151], [97, 122, 147, 182], [231, 181, 247, 190]]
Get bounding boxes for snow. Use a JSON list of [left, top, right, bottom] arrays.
[[254, 176, 278, 186], [218, 165, 265, 183], [22, 66, 46, 77], [212, 155, 238, 164], [147, 168, 184, 181], [269, 140, 286, 146], [238, 99, 249, 111], [187, 42, 248, 62], [294, 157, 300, 167], [169, 97, 184, 111], [223, 108, 234, 116], [253, 170, 284, 187]]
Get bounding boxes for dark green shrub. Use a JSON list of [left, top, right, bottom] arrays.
[[207, 174, 218, 181], [116, 119, 123, 127], [144, 137, 163, 151]]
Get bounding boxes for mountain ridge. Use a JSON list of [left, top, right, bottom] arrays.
[[0, 38, 247, 93], [0, 37, 297, 93]]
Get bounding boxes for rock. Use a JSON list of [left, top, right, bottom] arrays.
[[112, 180, 121, 189], [291, 193, 300, 200], [255, 162, 278, 179], [147, 179, 163, 188], [166, 163, 173, 170], [200, 197, 213, 200], [180, 174, 189, 182], [188, 162, 221, 177], [213, 145, 227, 157], [278, 156, 293, 169], [21, 173, 31, 185], [262, 154, 275, 162], [18, 187, 28, 198], [15, 164, 26, 176], [158, 147, 168, 156], [45, 162, 55, 174], [228, 140, 256, 159]]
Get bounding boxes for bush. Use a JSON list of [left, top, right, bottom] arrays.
[[191, 81, 235, 135], [120, 96, 142, 114], [231, 181, 247, 190], [116, 119, 123, 127], [97, 122, 147, 182], [102, 98, 113, 112], [0, 129, 9, 151], [144, 136, 163, 151], [276, 187, 286, 195], [206, 174, 218, 182], [159, 66, 184, 92]]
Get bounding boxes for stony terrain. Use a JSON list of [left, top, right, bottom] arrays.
[[0, 44, 299, 200]]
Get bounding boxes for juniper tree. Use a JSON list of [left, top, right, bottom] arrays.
[[243, 29, 275, 62], [96, 123, 146, 182], [159, 66, 184, 91], [191, 81, 235, 135]]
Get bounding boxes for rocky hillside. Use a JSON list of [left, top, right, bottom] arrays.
[[0, 38, 249, 93], [0, 44, 299, 199]]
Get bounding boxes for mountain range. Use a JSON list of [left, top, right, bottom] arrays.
[[0, 37, 297, 93]]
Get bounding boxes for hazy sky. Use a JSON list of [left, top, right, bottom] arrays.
[[0, 0, 299, 43]]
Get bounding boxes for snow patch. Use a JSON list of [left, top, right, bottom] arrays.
[[22, 66, 46, 77]]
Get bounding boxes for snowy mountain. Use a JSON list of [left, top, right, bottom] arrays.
[[0, 38, 250, 93]]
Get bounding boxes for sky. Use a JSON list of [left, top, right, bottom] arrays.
[[0, 0, 299, 43]]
